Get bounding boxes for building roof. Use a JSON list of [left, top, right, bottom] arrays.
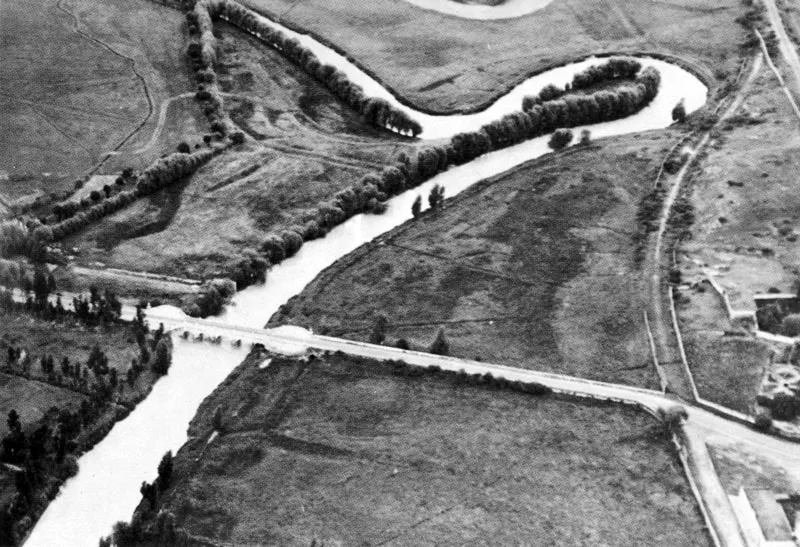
[[744, 488, 794, 542]]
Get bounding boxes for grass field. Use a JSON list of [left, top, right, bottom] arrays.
[[155, 351, 710, 546], [269, 132, 681, 387], [0, 0, 202, 202], [64, 20, 414, 281], [242, 0, 746, 112]]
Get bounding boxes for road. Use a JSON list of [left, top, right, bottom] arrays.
[[763, 0, 800, 94], [645, 53, 763, 400]]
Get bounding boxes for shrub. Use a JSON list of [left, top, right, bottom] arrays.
[[548, 128, 574, 150]]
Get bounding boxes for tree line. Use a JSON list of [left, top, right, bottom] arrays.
[[522, 57, 643, 110], [250, 62, 662, 272], [189, 0, 423, 136], [45, 149, 216, 243]]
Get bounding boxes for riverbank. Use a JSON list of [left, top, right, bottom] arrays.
[[0, 307, 165, 546]]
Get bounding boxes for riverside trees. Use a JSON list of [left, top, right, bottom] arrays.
[[253, 61, 662, 270], [190, 0, 422, 136]]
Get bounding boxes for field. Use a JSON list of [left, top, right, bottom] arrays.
[[0, 0, 203, 204], [675, 48, 800, 412], [155, 351, 710, 546], [242, 0, 746, 112], [270, 132, 680, 387], [63, 20, 414, 281]]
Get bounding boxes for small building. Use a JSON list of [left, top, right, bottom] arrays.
[[730, 487, 796, 547]]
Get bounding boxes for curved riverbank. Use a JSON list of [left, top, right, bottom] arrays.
[[240, 0, 715, 120]]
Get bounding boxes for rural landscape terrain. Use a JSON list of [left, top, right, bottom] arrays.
[[2, 0, 800, 546]]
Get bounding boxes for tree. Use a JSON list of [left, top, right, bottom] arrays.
[[369, 315, 388, 345], [672, 99, 687, 123], [548, 128, 573, 150], [177, 142, 191, 154], [429, 328, 449, 356], [157, 451, 173, 491], [103, 184, 112, 198], [579, 129, 592, 146], [411, 195, 422, 219], [428, 184, 445, 211], [782, 313, 800, 337], [212, 405, 224, 431], [90, 190, 102, 202], [770, 392, 800, 421], [152, 335, 173, 375], [230, 131, 246, 145], [6, 410, 20, 434]]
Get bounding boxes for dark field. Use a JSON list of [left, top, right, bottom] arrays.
[[156, 351, 710, 546]]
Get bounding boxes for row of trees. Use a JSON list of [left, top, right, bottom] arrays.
[[185, 1, 231, 138], [46, 150, 216, 243], [195, 0, 423, 136], [522, 57, 642, 110], [250, 65, 662, 270]]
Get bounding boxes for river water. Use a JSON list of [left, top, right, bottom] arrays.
[[398, 0, 555, 20], [24, 7, 708, 547]]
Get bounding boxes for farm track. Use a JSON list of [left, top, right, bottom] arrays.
[[53, 0, 155, 174], [646, 53, 763, 399], [130, 92, 195, 154]]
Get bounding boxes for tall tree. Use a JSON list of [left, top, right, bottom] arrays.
[[429, 328, 450, 356], [411, 195, 422, 219]]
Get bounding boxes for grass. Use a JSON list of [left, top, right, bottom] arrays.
[[155, 351, 710, 546], [64, 20, 414, 282], [241, 0, 747, 112], [270, 132, 681, 387], [0, 0, 201, 201], [683, 333, 772, 414]]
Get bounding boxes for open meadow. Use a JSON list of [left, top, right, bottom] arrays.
[[153, 351, 710, 547], [0, 0, 203, 205]]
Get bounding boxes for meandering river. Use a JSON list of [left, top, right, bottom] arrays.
[[24, 7, 708, 547]]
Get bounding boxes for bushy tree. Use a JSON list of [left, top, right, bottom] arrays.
[[672, 99, 687, 123], [548, 128, 573, 150], [411, 195, 422, 219]]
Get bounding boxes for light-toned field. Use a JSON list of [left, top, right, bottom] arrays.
[[270, 132, 684, 387], [159, 352, 710, 546], [0, 0, 203, 201], [242, 0, 746, 111]]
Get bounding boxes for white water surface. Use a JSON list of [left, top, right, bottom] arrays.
[[24, 343, 242, 547], [399, 0, 554, 20], [25, 14, 707, 547]]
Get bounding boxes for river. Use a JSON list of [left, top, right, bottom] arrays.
[[23, 8, 708, 547]]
